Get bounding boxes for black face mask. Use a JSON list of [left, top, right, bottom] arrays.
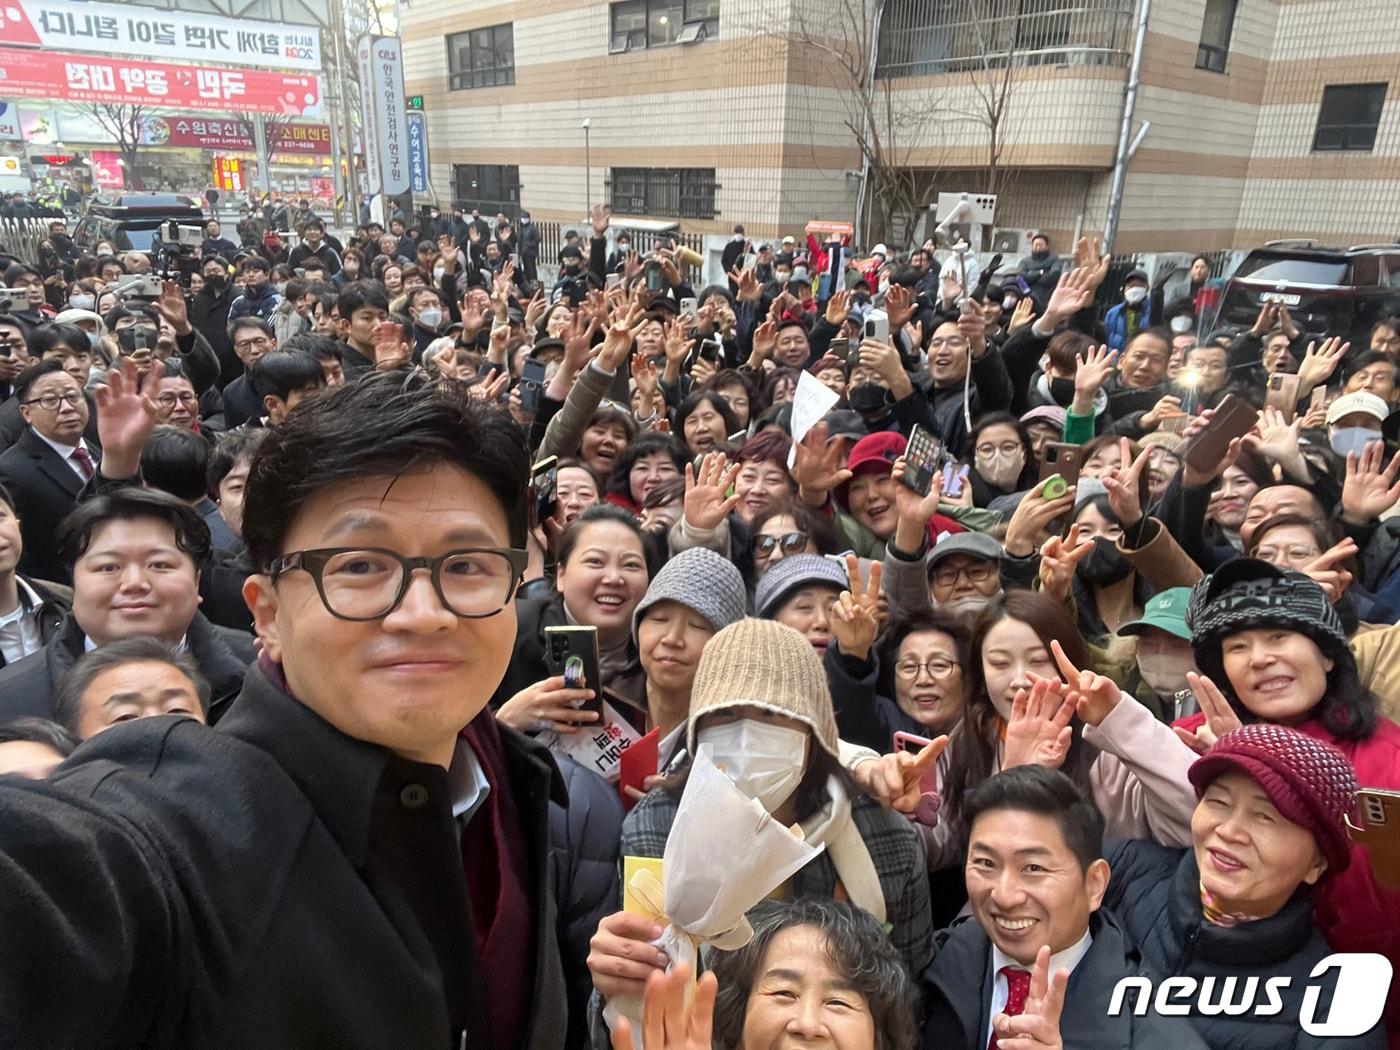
[[1048, 376, 1077, 407], [849, 383, 892, 415], [204, 273, 226, 291], [1078, 536, 1133, 587]]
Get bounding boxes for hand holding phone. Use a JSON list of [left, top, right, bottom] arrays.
[[544, 626, 602, 717], [1180, 394, 1258, 473], [899, 426, 941, 497]]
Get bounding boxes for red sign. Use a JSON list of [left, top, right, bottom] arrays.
[[149, 117, 331, 155], [91, 148, 122, 189], [0, 45, 322, 116], [212, 155, 244, 192]]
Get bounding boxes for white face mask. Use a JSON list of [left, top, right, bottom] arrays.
[[943, 592, 996, 617], [697, 718, 809, 814], [974, 448, 1025, 489], [417, 307, 443, 330], [86, 330, 101, 349], [1330, 426, 1381, 458], [1136, 652, 1195, 697], [1170, 315, 1194, 334], [1123, 286, 1148, 305], [793, 267, 809, 282], [69, 293, 95, 311]]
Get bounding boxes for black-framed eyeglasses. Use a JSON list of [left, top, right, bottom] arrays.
[[156, 392, 199, 407], [932, 563, 996, 588], [23, 391, 83, 411], [753, 531, 809, 558], [268, 546, 528, 621]]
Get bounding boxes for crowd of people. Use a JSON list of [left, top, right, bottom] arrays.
[[0, 194, 1394, 1050]]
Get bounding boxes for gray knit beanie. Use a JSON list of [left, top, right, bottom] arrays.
[[754, 553, 847, 619], [632, 547, 746, 640]]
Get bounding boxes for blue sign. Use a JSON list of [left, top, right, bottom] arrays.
[[406, 111, 428, 194]]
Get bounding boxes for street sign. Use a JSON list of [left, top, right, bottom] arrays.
[[406, 110, 428, 194], [407, 95, 423, 110]]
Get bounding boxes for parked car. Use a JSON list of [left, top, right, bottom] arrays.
[[1213, 240, 1400, 344], [73, 193, 205, 254]]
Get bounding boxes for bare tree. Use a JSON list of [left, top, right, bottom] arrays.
[[86, 104, 149, 189], [232, 111, 297, 197], [955, 2, 1031, 203]]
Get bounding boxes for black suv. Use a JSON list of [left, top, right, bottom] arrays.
[[1214, 241, 1400, 343], [73, 193, 206, 254]]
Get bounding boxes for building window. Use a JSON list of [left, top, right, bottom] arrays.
[[610, 167, 715, 219], [1195, 0, 1236, 72], [1313, 83, 1388, 152], [609, 0, 718, 52], [446, 23, 514, 90], [452, 164, 521, 216]]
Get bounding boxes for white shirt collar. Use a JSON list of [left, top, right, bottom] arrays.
[[449, 736, 491, 823], [991, 928, 1093, 985], [0, 577, 43, 626], [84, 633, 187, 654], [32, 428, 89, 463]]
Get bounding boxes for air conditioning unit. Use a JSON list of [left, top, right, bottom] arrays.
[[676, 21, 706, 44], [991, 228, 1027, 254]]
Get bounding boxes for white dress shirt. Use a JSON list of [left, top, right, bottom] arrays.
[[986, 929, 1092, 1042], [33, 430, 95, 481], [0, 576, 44, 665], [449, 735, 491, 825]]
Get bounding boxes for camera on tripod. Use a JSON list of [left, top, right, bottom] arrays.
[[152, 220, 205, 289]]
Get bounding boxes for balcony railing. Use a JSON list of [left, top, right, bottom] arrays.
[[875, 0, 1137, 79]]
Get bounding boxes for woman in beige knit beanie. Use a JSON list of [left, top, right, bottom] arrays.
[[587, 618, 934, 1000]]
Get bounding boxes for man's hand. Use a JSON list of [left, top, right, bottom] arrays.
[[1139, 394, 1184, 433], [1173, 672, 1244, 754], [467, 225, 481, 244], [884, 283, 915, 331], [437, 235, 458, 274], [749, 319, 778, 367], [792, 422, 852, 506], [468, 371, 509, 403], [1037, 525, 1095, 604], [1071, 345, 1116, 416], [857, 339, 911, 399], [631, 352, 660, 410], [93, 357, 164, 477], [991, 946, 1070, 1050], [1296, 337, 1348, 393], [831, 554, 882, 660], [587, 911, 670, 1003], [1002, 678, 1075, 771], [1101, 437, 1150, 528], [1249, 301, 1278, 338], [1300, 537, 1358, 602], [153, 279, 192, 336], [591, 204, 610, 238], [1040, 267, 1096, 327], [956, 299, 988, 358], [683, 452, 741, 532], [1178, 407, 1246, 487], [731, 267, 762, 303], [1004, 477, 1076, 558], [825, 288, 851, 327], [1007, 296, 1035, 332], [1246, 405, 1308, 478], [1340, 440, 1400, 525]]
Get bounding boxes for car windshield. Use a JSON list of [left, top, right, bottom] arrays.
[[114, 221, 165, 252], [1232, 256, 1349, 286]]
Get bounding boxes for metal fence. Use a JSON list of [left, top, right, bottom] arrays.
[[0, 217, 61, 267], [876, 0, 1138, 78]]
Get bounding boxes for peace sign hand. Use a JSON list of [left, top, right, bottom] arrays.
[[1173, 671, 1243, 755], [992, 946, 1071, 1050], [849, 735, 950, 820], [1101, 437, 1150, 527], [1050, 638, 1122, 727], [1037, 524, 1095, 604], [831, 553, 882, 659]]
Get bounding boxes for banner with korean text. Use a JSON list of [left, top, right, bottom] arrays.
[[0, 47, 323, 116]]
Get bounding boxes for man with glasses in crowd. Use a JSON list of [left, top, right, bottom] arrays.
[[221, 318, 277, 429], [0, 373, 614, 1050]]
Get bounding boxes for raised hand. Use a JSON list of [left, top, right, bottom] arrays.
[[1173, 671, 1243, 755], [731, 267, 762, 302], [609, 965, 718, 1050], [1037, 525, 1095, 604], [824, 288, 851, 326], [1341, 441, 1400, 525], [884, 283, 915, 330], [591, 203, 610, 238], [1004, 476, 1077, 558], [1003, 677, 1075, 771], [891, 454, 945, 529], [93, 357, 164, 476], [831, 553, 882, 659], [1072, 345, 1116, 413], [524, 288, 547, 331], [1179, 407, 1246, 488], [792, 422, 853, 506], [598, 304, 647, 373], [1247, 404, 1308, 477], [1101, 437, 1150, 527], [371, 320, 411, 370], [956, 299, 988, 357], [749, 319, 778, 366], [631, 352, 661, 411], [662, 318, 690, 368], [1249, 301, 1278, 337], [153, 279, 191, 334], [1050, 638, 1122, 727], [992, 945, 1070, 1050], [683, 452, 741, 531], [1042, 267, 1096, 325], [468, 370, 509, 404], [1296, 337, 1349, 392], [1007, 296, 1036, 332]]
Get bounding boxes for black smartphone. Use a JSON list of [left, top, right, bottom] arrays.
[[899, 425, 941, 496], [532, 455, 558, 526], [544, 625, 602, 715], [828, 337, 851, 363], [520, 357, 546, 413]]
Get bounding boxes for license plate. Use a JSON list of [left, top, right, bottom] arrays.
[[1259, 292, 1301, 306]]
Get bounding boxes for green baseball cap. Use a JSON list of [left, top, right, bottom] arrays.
[[1118, 587, 1191, 640]]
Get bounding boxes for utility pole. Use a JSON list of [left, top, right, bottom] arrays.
[[581, 117, 592, 213], [1103, 0, 1151, 255], [330, 0, 360, 225]]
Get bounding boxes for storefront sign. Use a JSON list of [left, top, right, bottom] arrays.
[[212, 155, 245, 192], [0, 47, 323, 116], [0, 0, 321, 72], [148, 117, 331, 154], [406, 110, 427, 194], [359, 35, 407, 196]]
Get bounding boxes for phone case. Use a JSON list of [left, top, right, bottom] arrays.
[[1347, 789, 1400, 890], [892, 731, 939, 794], [1265, 373, 1301, 423], [1181, 394, 1258, 472], [900, 427, 941, 496], [1038, 443, 1082, 488], [544, 626, 602, 715]]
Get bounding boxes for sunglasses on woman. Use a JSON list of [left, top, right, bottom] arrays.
[[753, 531, 809, 558]]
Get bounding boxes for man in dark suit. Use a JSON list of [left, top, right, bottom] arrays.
[[920, 766, 1208, 1050], [0, 360, 98, 583], [0, 479, 70, 669], [0, 485, 253, 725]]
